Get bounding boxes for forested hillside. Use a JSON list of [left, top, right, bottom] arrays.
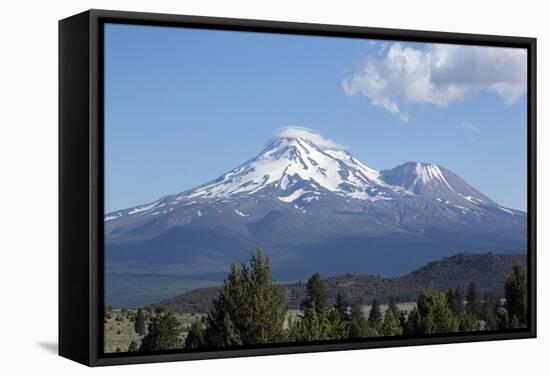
[[158, 253, 526, 313]]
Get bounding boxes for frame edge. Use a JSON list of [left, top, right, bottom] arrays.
[[59, 10, 93, 366]]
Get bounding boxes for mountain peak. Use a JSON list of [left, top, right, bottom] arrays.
[[410, 162, 448, 184], [380, 161, 496, 208], [381, 161, 449, 187], [177, 129, 383, 202], [273, 126, 345, 151]]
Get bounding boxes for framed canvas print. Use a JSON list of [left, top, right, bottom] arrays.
[[59, 9, 536, 366]]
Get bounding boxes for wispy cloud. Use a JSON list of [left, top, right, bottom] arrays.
[[460, 122, 479, 132], [275, 126, 345, 150], [342, 43, 527, 122]]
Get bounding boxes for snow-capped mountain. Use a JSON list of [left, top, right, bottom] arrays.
[[178, 136, 389, 202], [104, 128, 527, 308], [105, 130, 521, 229], [379, 162, 518, 213]]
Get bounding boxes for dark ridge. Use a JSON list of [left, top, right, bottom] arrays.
[[155, 252, 526, 313]]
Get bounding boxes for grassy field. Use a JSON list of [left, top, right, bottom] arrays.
[[104, 309, 205, 353], [104, 302, 416, 353]]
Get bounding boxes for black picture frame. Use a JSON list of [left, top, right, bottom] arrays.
[[59, 9, 537, 367]]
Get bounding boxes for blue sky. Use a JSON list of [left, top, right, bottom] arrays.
[[104, 23, 527, 212]]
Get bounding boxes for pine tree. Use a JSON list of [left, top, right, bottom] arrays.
[[134, 308, 146, 336], [139, 307, 183, 351], [347, 300, 370, 338], [504, 261, 528, 328], [292, 301, 336, 341], [387, 296, 400, 318], [204, 248, 287, 346], [185, 319, 206, 349], [326, 308, 348, 340], [367, 299, 382, 329], [127, 340, 139, 352], [405, 289, 458, 335], [403, 308, 421, 336], [287, 316, 302, 342], [300, 273, 328, 319], [204, 262, 245, 347], [446, 288, 465, 318], [459, 313, 481, 331], [334, 293, 350, 322], [243, 249, 288, 343], [479, 297, 499, 330], [292, 273, 338, 341], [466, 282, 482, 318], [381, 307, 402, 336]]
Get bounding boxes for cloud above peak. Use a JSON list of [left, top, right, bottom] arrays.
[[342, 43, 527, 121], [276, 126, 345, 150]]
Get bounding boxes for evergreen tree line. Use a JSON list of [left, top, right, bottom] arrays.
[[126, 248, 528, 352]]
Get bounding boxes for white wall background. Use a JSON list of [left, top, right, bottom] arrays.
[[0, 0, 547, 374]]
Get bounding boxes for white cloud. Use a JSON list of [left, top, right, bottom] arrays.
[[377, 42, 389, 56], [460, 122, 479, 132], [342, 43, 527, 121], [276, 126, 345, 150]]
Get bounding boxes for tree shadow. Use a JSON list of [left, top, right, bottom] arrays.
[[37, 341, 58, 354]]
